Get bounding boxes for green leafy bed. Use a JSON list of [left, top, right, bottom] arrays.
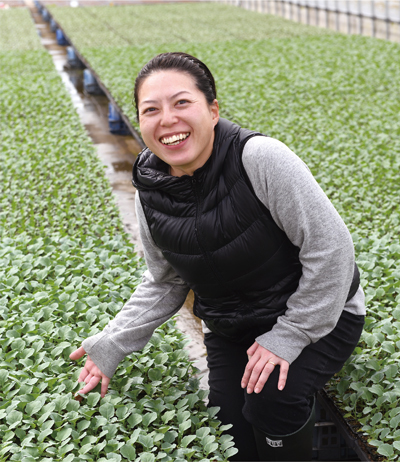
[[47, 2, 332, 49], [0, 8, 236, 462], [47, 2, 400, 459]]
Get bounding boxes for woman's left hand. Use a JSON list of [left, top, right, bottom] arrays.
[[241, 342, 289, 394]]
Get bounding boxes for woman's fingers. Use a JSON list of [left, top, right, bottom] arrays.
[[78, 372, 110, 398], [246, 341, 258, 359], [250, 361, 276, 394], [241, 353, 260, 389], [277, 361, 289, 391], [78, 366, 89, 383], [241, 343, 290, 393], [70, 347, 110, 398], [69, 346, 86, 361], [101, 376, 111, 398], [78, 375, 101, 395]]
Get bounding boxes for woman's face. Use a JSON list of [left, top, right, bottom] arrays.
[[137, 70, 219, 177]]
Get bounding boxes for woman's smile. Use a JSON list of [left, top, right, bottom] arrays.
[[160, 132, 190, 146], [138, 70, 219, 177]]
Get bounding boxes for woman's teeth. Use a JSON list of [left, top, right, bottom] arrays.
[[161, 133, 190, 146]]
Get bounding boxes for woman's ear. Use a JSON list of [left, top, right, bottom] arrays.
[[211, 99, 220, 127]]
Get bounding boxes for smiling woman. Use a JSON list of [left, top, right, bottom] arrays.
[[70, 52, 366, 461], [136, 69, 219, 177]]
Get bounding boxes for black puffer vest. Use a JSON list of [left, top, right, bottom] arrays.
[[133, 118, 359, 342]]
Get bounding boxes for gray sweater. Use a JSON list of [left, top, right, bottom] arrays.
[[82, 136, 366, 379]]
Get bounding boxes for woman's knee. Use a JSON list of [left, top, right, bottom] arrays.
[[242, 370, 313, 435]]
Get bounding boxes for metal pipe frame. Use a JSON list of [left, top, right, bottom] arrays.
[[233, 0, 400, 41]]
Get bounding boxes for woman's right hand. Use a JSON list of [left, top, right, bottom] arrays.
[[70, 346, 110, 398]]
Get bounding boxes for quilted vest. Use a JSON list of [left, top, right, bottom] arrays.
[[132, 118, 359, 341]]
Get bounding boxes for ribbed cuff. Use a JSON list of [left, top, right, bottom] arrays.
[[255, 323, 311, 365], [82, 332, 127, 379]]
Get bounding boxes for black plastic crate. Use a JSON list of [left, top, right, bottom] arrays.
[[312, 400, 360, 461]]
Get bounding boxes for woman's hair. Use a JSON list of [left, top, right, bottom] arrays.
[[134, 52, 217, 119]]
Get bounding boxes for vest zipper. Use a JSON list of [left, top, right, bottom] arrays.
[[191, 177, 199, 236], [191, 177, 213, 269]]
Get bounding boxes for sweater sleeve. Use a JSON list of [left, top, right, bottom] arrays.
[[242, 136, 364, 364], [82, 192, 190, 378]]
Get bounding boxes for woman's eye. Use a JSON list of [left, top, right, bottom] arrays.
[[177, 100, 188, 105], [143, 107, 156, 114]]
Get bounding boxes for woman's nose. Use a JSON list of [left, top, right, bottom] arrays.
[[160, 107, 178, 126]]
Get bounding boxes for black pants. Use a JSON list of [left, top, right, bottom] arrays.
[[204, 311, 365, 461]]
